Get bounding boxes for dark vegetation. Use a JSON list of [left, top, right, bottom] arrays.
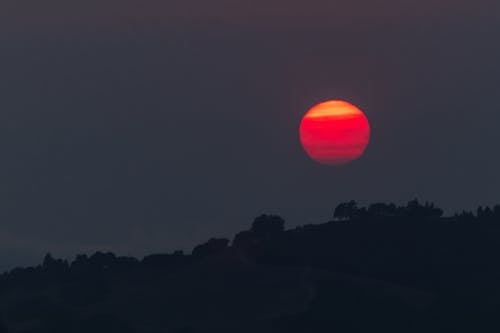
[[1, 199, 500, 332]]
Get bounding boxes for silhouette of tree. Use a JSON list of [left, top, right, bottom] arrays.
[[232, 230, 255, 248], [484, 206, 493, 218], [405, 199, 443, 218], [474, 205, 494, 220], [192, 238, 229, 258], [494, 205, 500, 217], [71, 254, 89, 271], [477, 206, 484, 218], [423, 201, 444, 218], [89, 252, 117, 270], [334, 200, 358, 220], [232, 215, 285, 257], [142, 251, 186, 271], [251, 214, 285, 236], [455, 210, 474, 221], [406, 199, 424, 217], [42, 253, 69, 275], [114, 256, 139, 271], [367, 202, 397, 217]]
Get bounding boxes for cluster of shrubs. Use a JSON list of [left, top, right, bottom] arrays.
[[333, 199, 444, 220]]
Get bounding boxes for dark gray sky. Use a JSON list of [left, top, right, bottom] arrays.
[[1, 0, 500, 270]]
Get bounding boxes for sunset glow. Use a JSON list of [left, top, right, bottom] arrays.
[[299, 100, 370, 165]]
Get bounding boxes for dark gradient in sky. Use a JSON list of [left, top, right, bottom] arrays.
[[1, 0, 500, 270]]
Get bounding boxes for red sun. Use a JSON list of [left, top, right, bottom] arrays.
[[299, 100, 370, 165]]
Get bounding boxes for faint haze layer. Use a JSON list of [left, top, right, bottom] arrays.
[[0, 0, 500, 270]]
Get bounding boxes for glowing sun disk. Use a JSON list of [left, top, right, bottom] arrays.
[[299, 100, 370, 165]]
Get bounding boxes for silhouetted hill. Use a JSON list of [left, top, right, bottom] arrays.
[[1, 200, 500, 332]]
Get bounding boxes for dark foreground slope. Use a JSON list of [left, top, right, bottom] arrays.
[[1, 203, 500, 333]]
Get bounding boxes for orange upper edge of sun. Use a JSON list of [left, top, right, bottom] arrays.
[[299, 100, 371, 165]]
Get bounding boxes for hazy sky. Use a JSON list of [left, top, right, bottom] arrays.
[[1, 0, 500, 270]]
